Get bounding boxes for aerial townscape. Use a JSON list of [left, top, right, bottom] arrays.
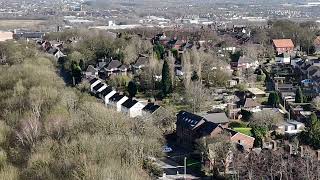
[[2, 0, 320, 180]]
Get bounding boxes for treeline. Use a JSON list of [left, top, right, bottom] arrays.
[[252, 20, 319, 54], [0, 41, 163, 179]]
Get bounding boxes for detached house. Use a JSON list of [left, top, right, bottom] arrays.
[[224, 128, 255, 149], [103, 60, 122, 76], [231, 56, 258, 70], [240, 98, 261, 112], [272, 39, 294, 55], [176, 111, 255, 150], [84, 65, 99, 78], [121, 99, 145, 118], [107, 93, 128, 112], [176, 111, 224, 147], [133, 55, 149, 70]]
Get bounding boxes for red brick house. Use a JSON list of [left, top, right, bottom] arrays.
[[176, 111, 225, 147], [225, 128, 255, 150], [176, 111, 255, 150], [272, 39, 294, 55]]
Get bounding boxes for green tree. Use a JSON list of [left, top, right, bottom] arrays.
[[127, 81, 137, 97], [251, 126, 268, 148], [295, 87, 304, 103], [309, 113, 320, 148], [161, 60, 172, 96], [191, 71, 199, 81], [154, 43, 165, 60], [268, 92, 280, 107], [71, 61, 82, 85]]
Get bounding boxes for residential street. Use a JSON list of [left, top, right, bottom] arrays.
[[156, 157, 200, 180]]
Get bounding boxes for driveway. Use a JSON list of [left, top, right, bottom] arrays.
[[156, 157, 200, 180]]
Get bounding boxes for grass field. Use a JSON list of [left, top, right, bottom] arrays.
[[0, 20, 47, 29], [233, 128, 253, 136]]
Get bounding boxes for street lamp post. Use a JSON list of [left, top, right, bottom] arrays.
[[184, 156, 187, 179]]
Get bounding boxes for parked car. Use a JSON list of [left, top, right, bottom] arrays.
[[162, 145, 173, 153]]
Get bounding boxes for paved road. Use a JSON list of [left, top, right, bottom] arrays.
[[156, 157, 200, 180]]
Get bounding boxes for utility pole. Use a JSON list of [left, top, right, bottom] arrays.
[[184, 156, 187, 179]]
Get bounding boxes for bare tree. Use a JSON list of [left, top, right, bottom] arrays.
[[182, 52, 191, 89], [185, 81, 210, 113], [197, 133, 235, 176], [312, 96, 320, 110], [249, 110, 283, 128]]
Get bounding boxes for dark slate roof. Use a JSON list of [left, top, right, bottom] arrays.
[[196, 121, 221, 137], [105, 60, 122, 71], [119, 64, 129, 71], [86, 65, 98, 73], [143, 103, 161, 114], [296, 60, 304, 66], [243, 98, 260, 108], [134, 56, 149, 68], [122, 99, 139, 108], [89, 78, 99, 84], [177, 111, 204, 129], [203, 112, 230, 124], [99, 86, 113, 97], [302, 64, 312, 70], [312, 59, 320, 64], [109, 93, 125, 102], [309, 68, 320, 76], [14, 32, 45, 39], [93, 83, 104, 91], [238, 56, 253, 64], [47, 47, 58, 55]]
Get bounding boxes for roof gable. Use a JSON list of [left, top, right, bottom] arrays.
[[86, 65, 98, 73], [203, 112, 230, 124], [89, 78, 99, 84], [243, 98, 260, 108], [273, 39, 294, 48], [105, 60, 122, 70], [99, 86, 113, 97], [109, 93, 125, 102], [93, 83, 104, 91], [143, 103, 161, 113], [122, 99, 139, 108], [177, 111, 205, 130]]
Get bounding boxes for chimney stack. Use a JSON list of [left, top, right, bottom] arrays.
[[300, 146, 304, 157], [317, 150, 320, 161], [272, 140, 277, 151]]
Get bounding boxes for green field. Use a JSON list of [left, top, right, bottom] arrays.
[[233, 128, 253, 136]]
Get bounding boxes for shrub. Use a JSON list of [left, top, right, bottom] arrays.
[[143, 159, 163, 177], [229, 121, 247, 128]]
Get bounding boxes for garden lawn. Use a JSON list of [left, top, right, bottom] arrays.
[[233, 128, 253, 137]]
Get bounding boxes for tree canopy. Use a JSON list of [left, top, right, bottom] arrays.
[[268, 91, 280, 107], [0, 41, 164, 179], [161, 60, 172, 96], [295, 87, 304, 103]]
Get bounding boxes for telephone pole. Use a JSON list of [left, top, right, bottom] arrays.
[[184, 156, 187, 179]]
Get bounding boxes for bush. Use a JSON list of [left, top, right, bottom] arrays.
[[143, 159, 163, 177], [229, 121, 247, 128]]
